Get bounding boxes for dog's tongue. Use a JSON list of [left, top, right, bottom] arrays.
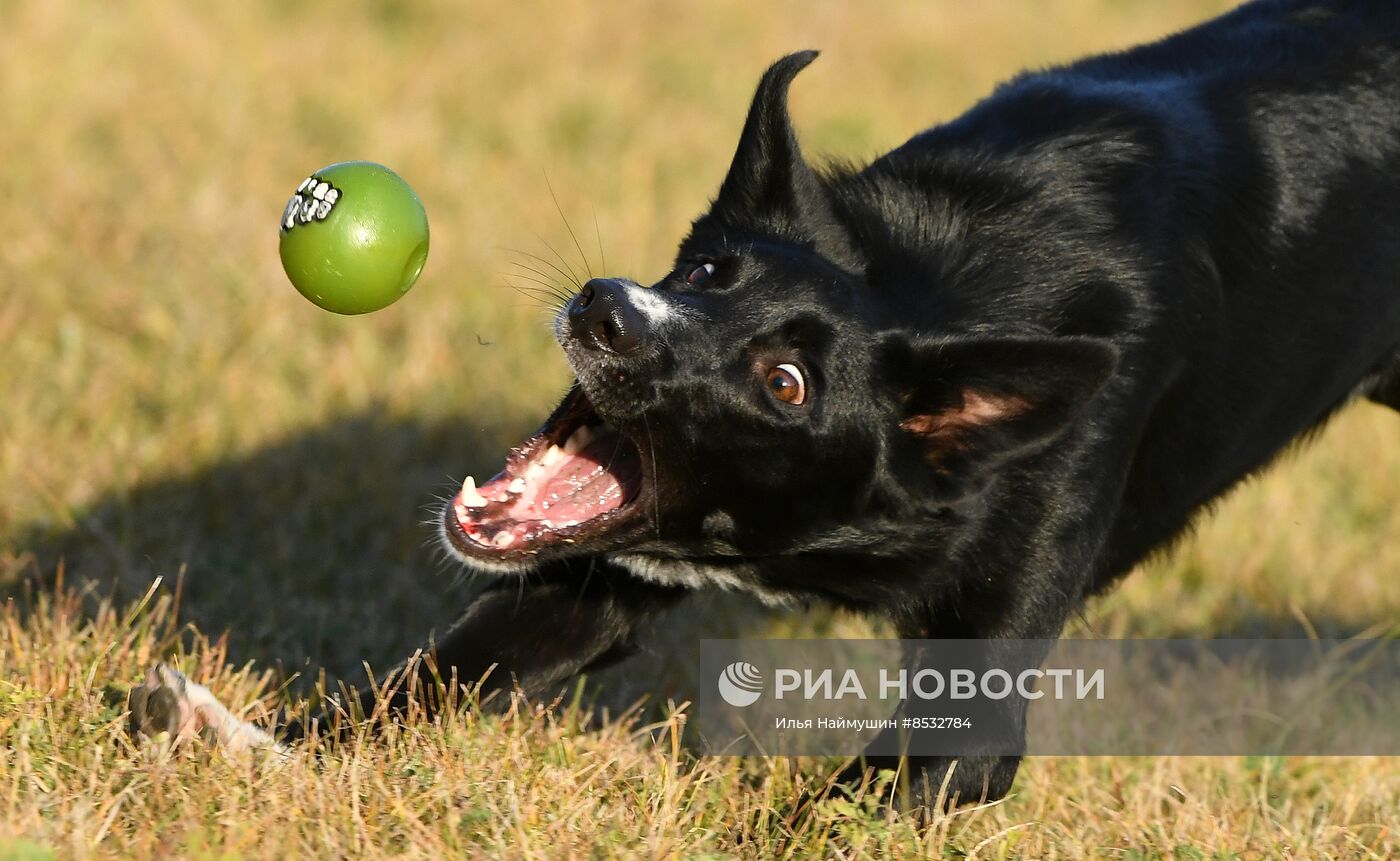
[[456, 422, 645, 548], [487, 431, 641, 527], [523, 438, 627, 521]]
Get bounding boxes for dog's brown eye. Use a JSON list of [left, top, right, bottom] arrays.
[[686, 263, 715, 285], [765, 363, 806, 406]]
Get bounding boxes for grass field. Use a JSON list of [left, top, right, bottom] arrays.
[[2, 0, 1398, 857]]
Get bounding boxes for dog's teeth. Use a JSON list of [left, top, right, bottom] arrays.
[[542, 444, 564, 466], [493, 532, 516, 548], [507, 477, 527, 494], [461, 476, 489, 507], [564, 425, 594, 455], [454, 501, 468, 520]]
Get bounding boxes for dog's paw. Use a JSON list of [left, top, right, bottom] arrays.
[[127, 664, 211, 743], [832, 754, 1018, 812], [127, 663, 283, 755]]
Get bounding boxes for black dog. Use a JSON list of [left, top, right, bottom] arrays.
[[134, 0, 1400, 806]]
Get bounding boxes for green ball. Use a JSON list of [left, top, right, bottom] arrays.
[[278, 161, 430, 315]]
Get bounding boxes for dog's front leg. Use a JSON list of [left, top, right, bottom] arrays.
[[837, 638, 1041, 810], [130, 562, 686, 748], [304, 562, 688, 735], [126, 663, 288, 755], [837, 587, 1076, 810]]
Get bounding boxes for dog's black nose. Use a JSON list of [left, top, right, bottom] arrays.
[[568, 278, 645, 354]]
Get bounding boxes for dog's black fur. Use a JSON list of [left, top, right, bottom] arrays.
[[336, 0, 1400, 805]]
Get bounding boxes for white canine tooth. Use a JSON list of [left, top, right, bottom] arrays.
[[461, 476, 489, 508], [541, 445, 564, 466], [493, 532, 516, 548], [564, 425, 594, 455], [454, 501, 468, 520], [507, 477, 527, 494]]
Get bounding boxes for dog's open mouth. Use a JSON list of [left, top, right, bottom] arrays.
[[443, 387, 644, 559]]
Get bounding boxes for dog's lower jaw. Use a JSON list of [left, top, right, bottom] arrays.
[[439, 499, 797, 605], [436, 508, 541, 577], [608, 552, 796, 607]]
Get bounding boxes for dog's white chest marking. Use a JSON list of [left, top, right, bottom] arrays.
[[611, 553, 795, 607]]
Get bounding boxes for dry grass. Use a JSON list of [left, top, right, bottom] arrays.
[[3, 584, 1397, 859], [2, 0, 1398, 857]]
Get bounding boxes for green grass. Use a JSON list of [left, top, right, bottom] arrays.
[[2, 0, 1398, 856]]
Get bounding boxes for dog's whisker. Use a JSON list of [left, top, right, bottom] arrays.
[[505, 260, 574, 298], [499, 269, 568, 296], [504, 246, 582, 292], [544, 171, 595, 280], [590, 203, 607, 277], [528, 231, 584, 289], [501, 274, 570, 305], [500, 280, 568, 312], [504, 254, 571, 283]]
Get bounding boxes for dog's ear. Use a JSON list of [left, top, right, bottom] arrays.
[[880, 335, 1117, 497], [707, 51, 860, 268]]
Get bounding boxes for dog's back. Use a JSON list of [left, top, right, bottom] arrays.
[[884, 0, 1400, 578], [1100, 0, 1400, 575]]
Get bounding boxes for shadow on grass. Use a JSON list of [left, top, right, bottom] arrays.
[[3, 406, 775, 703], [5, 409, 519, 682]]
